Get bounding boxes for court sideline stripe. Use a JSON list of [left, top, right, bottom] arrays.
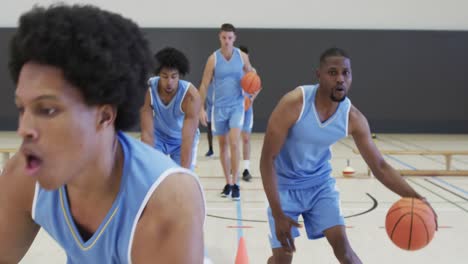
[[374, 139, 468, 212], [385, 134, 468, 166], [340, 137, 468, 212], [424, 179, 468, 202], [382, 136, 468, 195], [235, 177, 246, 244], [382, 155, 468, 213], [407, 178, 468, 213]]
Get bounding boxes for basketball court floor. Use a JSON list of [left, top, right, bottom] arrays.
[[1, 132, 466, 264]]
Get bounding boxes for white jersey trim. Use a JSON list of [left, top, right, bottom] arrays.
[[296, 86, 306, 124], [127, 167, 206, 263], [345, 102, 352, 136], [31, 182, 39, 221], [180, 82, 192, 114]]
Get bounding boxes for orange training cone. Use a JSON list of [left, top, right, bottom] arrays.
[[235, 237, 249, 264]]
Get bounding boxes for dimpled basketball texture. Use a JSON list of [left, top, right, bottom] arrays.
[[241, 72, 261, 94], [385, 198, 436, 251]]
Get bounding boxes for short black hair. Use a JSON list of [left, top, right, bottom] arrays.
[[154, 47, 190, 76], [239, 45, 249, 54], [319, 47, 350, 66], [9, 4, 154, 131], [220, 23, 236, 33]]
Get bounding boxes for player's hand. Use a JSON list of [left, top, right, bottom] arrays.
[[251, 87, 262, 101], [199, 109, 207, 127], [420, 197, 438, 231], [274, 213, 302, 254]]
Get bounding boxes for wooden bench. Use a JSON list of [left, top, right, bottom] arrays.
[[352, 149, 468, 176]]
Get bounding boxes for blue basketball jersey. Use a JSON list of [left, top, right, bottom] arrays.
[[213, 48, 244, 107], [148, 77, 192, 145], [32, 131, 204, 263], [275, 85, 351, 190]]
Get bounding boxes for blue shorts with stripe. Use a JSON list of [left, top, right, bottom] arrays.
[[242, 106, 253, 133], [267, 178, 344, 248], [155, 131, 199, 170], [212, 104, 244, 136]]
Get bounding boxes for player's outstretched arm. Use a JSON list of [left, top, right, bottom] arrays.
[[350, 106, 423, 198]]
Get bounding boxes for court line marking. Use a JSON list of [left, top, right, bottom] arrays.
[[207, 193, 378, 223]]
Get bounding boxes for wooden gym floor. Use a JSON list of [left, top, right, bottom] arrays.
[[0, 132, 466, 264]]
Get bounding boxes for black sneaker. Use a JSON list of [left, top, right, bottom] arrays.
[[231, 184, 240, 201], [205, 149, 214, 157], [220, 184, 232, 198], [242, 169, 252, 182]]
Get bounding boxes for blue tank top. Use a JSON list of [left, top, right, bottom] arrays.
[[32, 132, 204, 263], [213, 48, 244, 107], [148, 77, 193, 144], [275, 85, 351, 190]]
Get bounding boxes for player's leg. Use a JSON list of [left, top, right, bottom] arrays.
[[213, 107, 232, 197], [266, 190, 302, 264], [323, 226, 361, 264], [228, 127, 241, 200], [227, 105, 244, 200], [241, 106, 253, 181], [205, 101, 214, 157], [302, 179, 362, 264]]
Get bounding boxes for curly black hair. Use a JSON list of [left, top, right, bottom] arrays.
[[8, 4, 154, 131], [154, 47, 190, 76]]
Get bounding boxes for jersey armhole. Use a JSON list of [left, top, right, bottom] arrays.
[[179, 83, 191, 114], [126, 167, 206, 263], [31, 182, 39, 221], [295, 86, 306, 124]]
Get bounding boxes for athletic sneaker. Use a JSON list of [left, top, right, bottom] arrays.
[[205, 149, 214, 157], [242, 169, 252, 182], [231, 184, 240, 201], [220, 184, 232, 198]]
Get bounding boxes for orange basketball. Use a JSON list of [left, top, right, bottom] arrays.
[[244, 96, 252, 111], [241, 72, 261, 94], [385, 197, 436, 251]]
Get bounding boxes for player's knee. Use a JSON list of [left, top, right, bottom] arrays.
[[229, 140, 239, 150], [271, 253, 292, 264], [219, 143, 229, 153], [270, 248, 293, 264], [267, 255, 275, 264], [242, 134, 250, 144]]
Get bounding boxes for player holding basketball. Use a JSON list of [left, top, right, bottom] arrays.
[[198, 23, 254, 200], [0, 5, 205, 263], [260, 47, 436, 264], [140, 47, 201, 170]]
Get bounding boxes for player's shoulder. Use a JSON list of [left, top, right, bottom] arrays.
[[349, 104, 365, 121], [348, 104, 370, 134], [277, 86, 304, 119], [283, 86, 305, 105], [142, 170, 204, 222]]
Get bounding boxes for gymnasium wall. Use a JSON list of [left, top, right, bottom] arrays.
[[1, 1, 467, 133], [2, 0, 467, 29]]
